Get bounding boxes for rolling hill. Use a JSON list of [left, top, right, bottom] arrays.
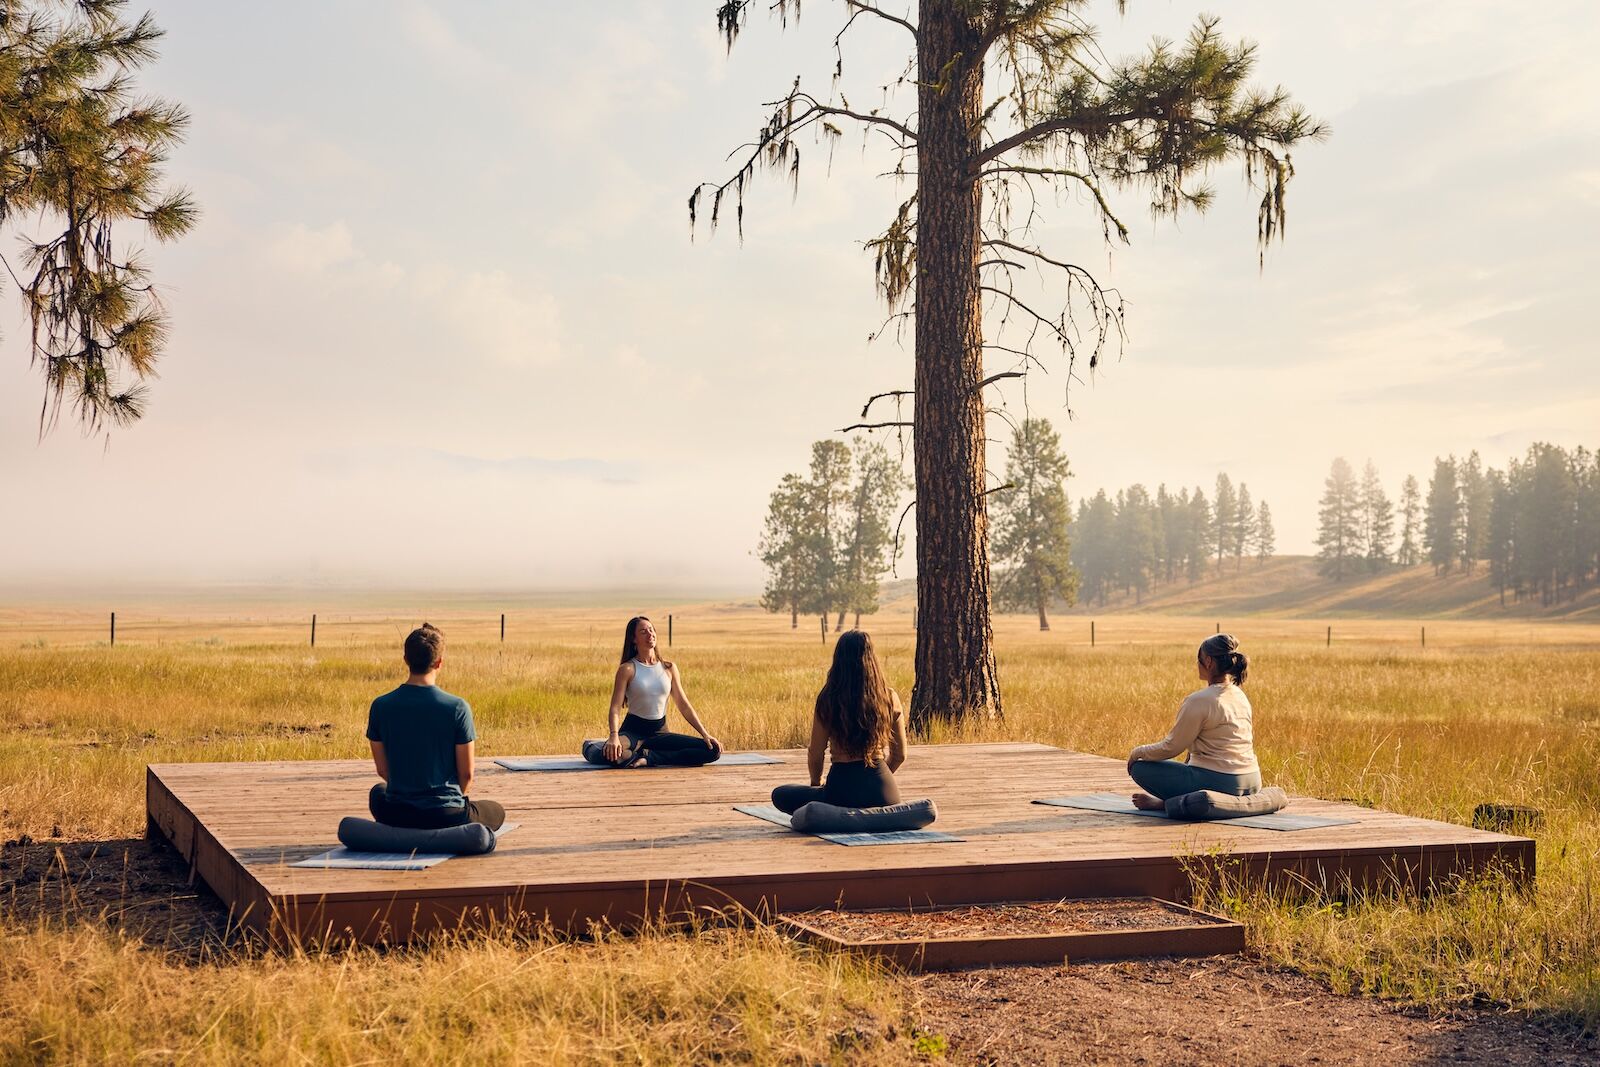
[[877, 556, 1600, 620]]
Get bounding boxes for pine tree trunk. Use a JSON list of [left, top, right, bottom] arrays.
[[910, 5, 999, 729], [835, 610, 846, 632]]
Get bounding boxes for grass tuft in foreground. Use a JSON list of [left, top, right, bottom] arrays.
[[0, 908, 917, 1065]]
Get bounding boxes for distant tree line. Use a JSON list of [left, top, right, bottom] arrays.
[[1071, 473, 1275, 608], [1315, 443, 1600, 605], [758, 439, 908, 632]]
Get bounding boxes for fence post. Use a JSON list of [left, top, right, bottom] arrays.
[[1421, 626, 1426, 649], [819, 615, 826, 644], [311, 614, 317, 648], [1216, 621, 1221, 634], [1090, 620, 1095, 647], [668, 614, 673, 646], [500, 613, 505, 643], [1326, 625, 1331, 648], [110, 611, 116, 647]]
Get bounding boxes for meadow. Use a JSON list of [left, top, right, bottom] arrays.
[[2, 598, 1598, 1061]]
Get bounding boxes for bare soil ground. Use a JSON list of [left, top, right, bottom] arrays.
[[912, 957, 1598, 1066], [5, 836, 1595, 1065]]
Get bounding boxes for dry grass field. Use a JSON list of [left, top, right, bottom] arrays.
[[2, 596, 1598, 1061]]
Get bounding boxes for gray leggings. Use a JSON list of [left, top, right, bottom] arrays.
[[1129, 759, 1261, 800]]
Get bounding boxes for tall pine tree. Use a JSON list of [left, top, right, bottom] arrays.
[[991, 419, 1078, 630], [1359, 461, 1394, 569], [1253, 501, 1275, 563], [701, 1, 1322, 726], [1397, 475, 1422, 567], [1424, 457, 1462, 575], [1316, 457, 1360, 580]]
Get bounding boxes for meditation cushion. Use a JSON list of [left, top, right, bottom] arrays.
[[790, 797, 938, 834], [337, 816, 496, 856], [1165, 786, 1289, 821]]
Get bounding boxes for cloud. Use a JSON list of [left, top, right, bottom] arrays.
[[410, 268, 562, 368], [254, 222, 563, 368], [267, 221, 357, 272]]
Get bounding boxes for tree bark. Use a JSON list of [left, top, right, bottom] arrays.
[[910, 5, 1000, 728], [1037, 596, 1049, 632]]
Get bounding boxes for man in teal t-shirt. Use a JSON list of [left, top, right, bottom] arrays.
[[366, 623, 505, 830]]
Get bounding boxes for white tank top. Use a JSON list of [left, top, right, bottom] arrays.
[[626, 659, 671, 720]]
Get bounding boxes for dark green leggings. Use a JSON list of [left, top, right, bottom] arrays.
[[1129, 759, 1261, 800]]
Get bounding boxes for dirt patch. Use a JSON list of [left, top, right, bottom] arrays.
[[792, 898, 1214, 941], [0, 835, 234, 957], [911, 956, 1597, 1066]]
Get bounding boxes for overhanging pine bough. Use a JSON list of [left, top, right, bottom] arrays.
[[0, 0, 197, 435], [692, 1, 1323, 727]]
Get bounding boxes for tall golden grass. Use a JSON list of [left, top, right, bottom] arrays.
[[2, 604, 1598, 1057]]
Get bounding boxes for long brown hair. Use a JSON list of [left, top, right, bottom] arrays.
[[815, 630, 894, 766], [621, 616, 650, 665]]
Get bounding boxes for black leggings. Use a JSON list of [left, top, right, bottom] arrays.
[[368, 783, 506, 831], [583, 713, 719, 767], [772, 760, 900, 814]]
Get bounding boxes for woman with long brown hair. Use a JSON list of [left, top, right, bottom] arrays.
[[583, 615, 721, 767], [771, 629, 908, 813]]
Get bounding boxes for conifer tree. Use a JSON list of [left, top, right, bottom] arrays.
[[2, 0, 196, 433], [1071, 491, 1118, 606], [1397, 475, 1422, 567], [836, 438, 908, 630], [1486, 468, 1514, 606], [1359, 460, 1394, 570], [1252, 501, 1275, 563], [805, 440, 855, 625], [1316, 457, 1360, 581], [1187, 488, 1212, 583], [759, 474, 818, 628], [1115, 485, 1157, 602], [1157, 485, 1183, 584], [1233, 483, 1255, 572], [991, 418, 1077, 630], [1212, 474, 1237, 568], [1459, 451, 1492, 574], [1425, 457, 1462, 575], [699, 1, 1322, 726]]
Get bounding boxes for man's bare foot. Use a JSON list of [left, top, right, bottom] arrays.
[[1131, 792, 1165, 811]]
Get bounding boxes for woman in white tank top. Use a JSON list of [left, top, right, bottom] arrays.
[[583, 615, 722, 767]]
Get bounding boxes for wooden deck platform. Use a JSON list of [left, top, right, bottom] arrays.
[[146, 743, 1534, 944]]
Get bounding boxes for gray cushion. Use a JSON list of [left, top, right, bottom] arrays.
[[1166, 786, 1289, 821], [790, 797, 938, 833], [337, 816, 496, 855]]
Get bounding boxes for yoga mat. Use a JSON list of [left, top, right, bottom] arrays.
[[1033, 793, 1358, 832], [290, 822, 520, 869], [733, 804, 962, 846], [495, 752, 782, 772]]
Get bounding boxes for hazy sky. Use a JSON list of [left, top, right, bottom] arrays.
[[3, 1, 1597, 590]]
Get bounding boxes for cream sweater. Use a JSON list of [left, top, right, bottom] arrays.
[[1132, 683, 1259, 775]]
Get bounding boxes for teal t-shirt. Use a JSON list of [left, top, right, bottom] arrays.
[[365, 683, 476, 809]]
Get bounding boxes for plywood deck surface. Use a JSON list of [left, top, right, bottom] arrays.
[[147, 744, 1533, 942]]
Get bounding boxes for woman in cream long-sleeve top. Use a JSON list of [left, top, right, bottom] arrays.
[[1127, 633, 1261, 809]]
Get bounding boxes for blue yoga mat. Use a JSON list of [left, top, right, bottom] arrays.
[[734, 804, 962, 846], [495, 752, 782, 772], [1033, 793, 1358, 832], [290, 823, 520, 870]]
